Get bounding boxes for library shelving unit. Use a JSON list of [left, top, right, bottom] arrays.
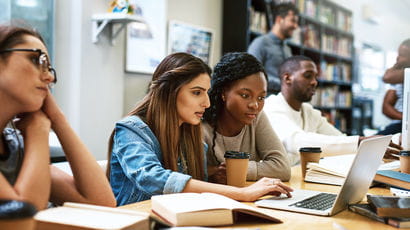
[[222, 0, 273, 54], [222, 0, 354, 134]]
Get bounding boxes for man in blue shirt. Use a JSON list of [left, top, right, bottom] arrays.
[[248, 2, 299, 95]]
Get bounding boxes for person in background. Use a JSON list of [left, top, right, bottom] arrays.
[[382, 39, 410, 84], [378, 38, 410, 135], [107, 52, 293, 206], [377, 87, 403, 135], [248, 2, 299, 95], [264, 55, 401, 165], [202, 52, 290, 185], [0, 24, 116, 210]]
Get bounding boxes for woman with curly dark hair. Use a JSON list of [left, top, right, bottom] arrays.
[[203, 52, 291, 184]]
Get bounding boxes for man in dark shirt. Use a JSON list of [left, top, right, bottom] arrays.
[[248, 2, 299, 95]]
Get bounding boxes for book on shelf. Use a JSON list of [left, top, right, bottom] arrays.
[[349, 203, 410, 228], [151, 193, 282, 227], [318, 4, 335, 26], [302, 24, 320, 49], [337, 10, 352, 32], [249, 6, 267, 34], [304, 155, 400, 186], [367, 195, 410, 218], [304, 0, 317, 18], [34, 202, 150, 230], [374, 170, 410, 190]]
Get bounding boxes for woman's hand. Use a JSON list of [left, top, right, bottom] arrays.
[[42, 90, 65, 127], [15, 111, 51, 137], [238, 177, 293, 202], [208, 162, 227, 184], [384, 141, 402, 159]]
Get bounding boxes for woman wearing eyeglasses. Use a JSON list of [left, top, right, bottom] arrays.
[[0, 25, 116, 209]]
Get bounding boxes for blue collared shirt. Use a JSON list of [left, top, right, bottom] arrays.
[[109, 115, 208, 206], [248, 32, 292, 93]]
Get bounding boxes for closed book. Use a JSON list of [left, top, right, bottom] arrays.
[[374, 170, 410, 190], [348, 203, 386, 223], [35, 202, 150, 230], [367, 195, 410, 218], [151, 193, 282, 227], [388, 217, 410, 228]]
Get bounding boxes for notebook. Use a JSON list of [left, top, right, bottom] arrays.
[[255, 135, 392, 216]]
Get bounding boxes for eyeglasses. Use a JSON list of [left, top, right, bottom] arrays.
[[0, 48, 57, 88]]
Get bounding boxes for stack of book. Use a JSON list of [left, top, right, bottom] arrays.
[[349, 195, 410, 228], [304, 155, 400, 186]]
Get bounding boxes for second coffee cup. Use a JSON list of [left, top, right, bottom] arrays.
[[299, 147, 322, 179], [224, 151, 250, 187], [400, 150, 410, 174]]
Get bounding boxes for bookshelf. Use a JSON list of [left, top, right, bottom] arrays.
[[222, 0, 354, 134]]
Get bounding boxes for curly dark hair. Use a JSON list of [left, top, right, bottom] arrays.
[[203, 52, 266, 162]]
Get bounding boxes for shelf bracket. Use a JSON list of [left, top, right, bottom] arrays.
[[91, 13, 144, 45]]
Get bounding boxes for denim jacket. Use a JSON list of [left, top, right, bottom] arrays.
[[109, 115, 208, 206]]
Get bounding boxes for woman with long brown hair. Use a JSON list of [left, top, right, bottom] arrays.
[[108, 52, 293, 206]]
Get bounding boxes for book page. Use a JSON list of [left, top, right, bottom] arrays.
[[151, 193, 238, 214], [307, 154, 395, 177], [307, 154, 355, 176], [35, 205, 148, 229]]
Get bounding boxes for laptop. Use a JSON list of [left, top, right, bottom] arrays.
[[255, 135, 392, 216]]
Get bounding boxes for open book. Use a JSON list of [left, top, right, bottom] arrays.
[[151, 193, 282, 227], [34, 202, 150, 230], [304, 155, 400, 186]]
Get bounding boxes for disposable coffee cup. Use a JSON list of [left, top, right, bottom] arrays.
[[299, 147, 322, 179], [400, 150, 410, 174], [0, 200, 37, 230], [224, 151, 250, 187]]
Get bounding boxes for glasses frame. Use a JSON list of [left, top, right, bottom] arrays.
[[0, 48, 57, 87]]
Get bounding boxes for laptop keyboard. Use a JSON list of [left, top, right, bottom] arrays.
[[289, 193, 337, 211]]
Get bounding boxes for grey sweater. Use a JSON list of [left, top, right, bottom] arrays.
[[202, 111, 291, 181]]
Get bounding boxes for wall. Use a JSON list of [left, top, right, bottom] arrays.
[[330, 0, 410, 130], [55, 0, 221, 160], [123, 0, 222, 114], [55, 0, 125, 160]]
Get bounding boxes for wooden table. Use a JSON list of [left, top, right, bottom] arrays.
[[120, 166, 395, 229]]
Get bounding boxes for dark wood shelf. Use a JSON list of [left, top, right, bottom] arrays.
[[299, 14, 353, 37], [287, 41, 353, 62], [317, 79, 352, 86], [315, 106, 352, 111]]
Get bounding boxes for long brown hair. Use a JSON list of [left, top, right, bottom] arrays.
[[0, 24, 44, 59], [107, 52, 211, 180]]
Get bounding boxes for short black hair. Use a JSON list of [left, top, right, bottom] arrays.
[[401, 39, 410, 48], [273, 2, 299, 22], [279, 55, 313, 80]]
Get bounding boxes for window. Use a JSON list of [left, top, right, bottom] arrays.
[[0, 0, 55, 62]]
